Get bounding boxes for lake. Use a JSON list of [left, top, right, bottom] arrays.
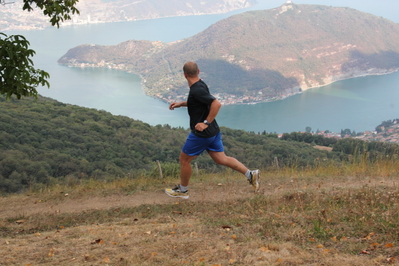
[[5, 0, 399, 133]]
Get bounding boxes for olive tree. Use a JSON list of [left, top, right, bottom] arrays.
[[0, 0, 79, 99]]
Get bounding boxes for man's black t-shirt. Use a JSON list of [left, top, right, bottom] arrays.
[[187, 79, 220, 138]]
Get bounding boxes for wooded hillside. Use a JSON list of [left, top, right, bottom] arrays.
[[1, 96, 398, 194]]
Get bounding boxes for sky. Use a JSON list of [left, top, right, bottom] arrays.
[[248, 0, 399, 23]]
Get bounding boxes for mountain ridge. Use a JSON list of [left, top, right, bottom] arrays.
[[58, 3, 399, 105]]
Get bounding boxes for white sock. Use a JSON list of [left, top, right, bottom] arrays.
[[179, 184, 188, 192], [245, 170, 252, 180]]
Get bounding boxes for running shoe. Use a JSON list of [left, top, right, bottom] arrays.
[[248, 170, 260, 192], [165, 185, 189, 199]]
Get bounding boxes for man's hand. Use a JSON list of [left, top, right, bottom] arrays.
[[169, 102, 180, 110], [195, 123, 208, 132], [169, 101, 187, 110]]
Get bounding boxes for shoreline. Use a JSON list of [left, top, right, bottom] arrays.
[[1, 2, 256, 32], [60, 63, 399, 106]]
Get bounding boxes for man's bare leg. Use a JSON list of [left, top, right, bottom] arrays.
[[208, 151, 248, 174], [164, 151, 195, 199], [209, 151, 260, 192], [179, 151, 197, 186]]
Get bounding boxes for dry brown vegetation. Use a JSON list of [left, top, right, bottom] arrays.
[[1, 160, 399, 266]]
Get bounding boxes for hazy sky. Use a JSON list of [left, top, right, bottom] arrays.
[[250, 0, 399, 23]]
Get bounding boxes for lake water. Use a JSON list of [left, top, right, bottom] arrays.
[[5, 0, 399, 133]]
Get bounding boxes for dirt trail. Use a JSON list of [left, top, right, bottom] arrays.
[[0, 183, 253, 219], [0, 178, 395, 219]]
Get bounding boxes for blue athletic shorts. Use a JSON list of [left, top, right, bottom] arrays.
[[182, 132, 224, 156]]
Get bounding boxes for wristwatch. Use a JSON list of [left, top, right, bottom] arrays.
[[203, 120, 210, 126]]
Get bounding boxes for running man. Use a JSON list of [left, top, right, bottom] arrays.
[[165, 61, 260, 199]]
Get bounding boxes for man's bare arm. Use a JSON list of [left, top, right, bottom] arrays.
[[195, 99, 222, 132], [169, 101, 187, 110], [205, 99, 222, 123]]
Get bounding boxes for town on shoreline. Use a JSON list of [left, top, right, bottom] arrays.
[[286, 119, 399, 145]]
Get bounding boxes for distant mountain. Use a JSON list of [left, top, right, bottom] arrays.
[[0, 0, 255, 31], [58, 3, 399, 105]]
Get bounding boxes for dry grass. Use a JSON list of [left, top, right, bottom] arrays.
[[1, 160, 399, 265], [313, 145, 333, 152]]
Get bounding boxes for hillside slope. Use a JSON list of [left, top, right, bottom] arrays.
[[2, 94, 399, 194], [0, 95, 337, 193], [58, 3, 399, 104], [1, 170, 399, 265]]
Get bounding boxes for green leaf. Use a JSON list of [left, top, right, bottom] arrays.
[[1, 0, 79, 99]]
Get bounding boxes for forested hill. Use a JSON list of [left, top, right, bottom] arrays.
[[58, 3, 399, 105], [1, 96, 399, 194]]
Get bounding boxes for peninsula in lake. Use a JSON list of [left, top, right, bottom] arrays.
[[58, 3, 399, 105]]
